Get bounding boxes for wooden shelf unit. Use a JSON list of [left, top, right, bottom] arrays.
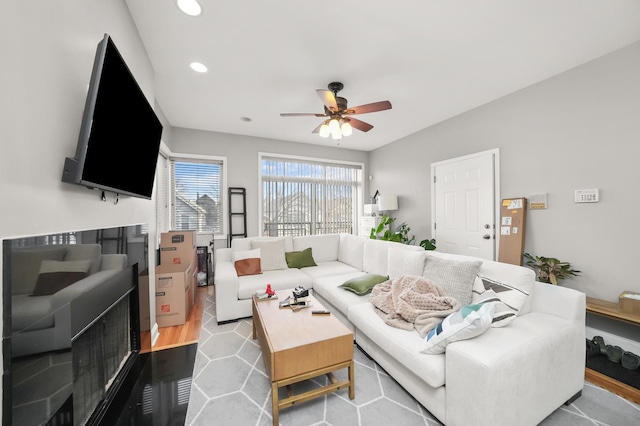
[[585, 296, 640, 404]]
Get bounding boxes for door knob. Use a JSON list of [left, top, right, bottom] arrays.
[[483, 234, 491, 240]]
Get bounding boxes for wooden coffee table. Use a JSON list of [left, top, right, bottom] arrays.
[[252, 290, 355, 425]]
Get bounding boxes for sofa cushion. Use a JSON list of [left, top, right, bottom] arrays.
[[339, 273, 388, 296], [476, 259, 536, 315], [388, 246, 427, 279], [348, 302, 446, 388], [422, 254, 482, 305], [420, 303, 495, 354], [63, 243, 102, 275], [237, 269, 312, 300], [312, 272, 371, 315], [362, 239, 394, 276], [232, 236, 294, 253], [250, 239, 288, 271], [338, 233, 365, 270], [293, 234, 340, 262], [233, 249, 262, 276], [285, 247, 317, 268], [11, 247, 68, 295], [300, 261, 361, 281], [473, 274, 530, 327], [31, 259, 92, 296]]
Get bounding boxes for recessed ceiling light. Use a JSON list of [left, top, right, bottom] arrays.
[[189, 62, 207, 73], [177, 0, 202, 16]]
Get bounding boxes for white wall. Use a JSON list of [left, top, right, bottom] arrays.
[[169, 128, 370, 242], [0, 0, 160, 414], [370, 41, 640, 303]]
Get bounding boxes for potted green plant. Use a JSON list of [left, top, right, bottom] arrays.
[[523, 253, 581, 285], [369, 215, 415, 244], [419, 238, 436, 250]]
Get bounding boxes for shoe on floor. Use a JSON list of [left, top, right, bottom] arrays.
[[585, 339, 600, 358], [606, 345, 624, 363], [621, 351, 640, 370], [592, 335, 607, 355]]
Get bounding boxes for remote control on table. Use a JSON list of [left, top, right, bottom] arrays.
[[312, 310, 330, 315]]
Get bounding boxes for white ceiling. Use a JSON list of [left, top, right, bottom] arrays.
[[125, 0, 640, 152]]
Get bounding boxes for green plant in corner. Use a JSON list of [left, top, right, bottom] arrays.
[[523, 253, 581, 285], [369, 214, 415, 244]]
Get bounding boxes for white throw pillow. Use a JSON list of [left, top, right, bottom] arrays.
[[419, 303, 495, 354], [422, 254, 482, 305], [387, 246, 427, 279], [250, 239, 288, 271], [473, 274, 530, 327]]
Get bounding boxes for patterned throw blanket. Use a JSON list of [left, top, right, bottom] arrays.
[[370, 274, 461, 338]]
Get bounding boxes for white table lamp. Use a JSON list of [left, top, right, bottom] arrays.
[[377, 195, 398, 212]]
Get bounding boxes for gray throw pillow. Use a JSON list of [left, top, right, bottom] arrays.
[[422, 255, 482, 305]]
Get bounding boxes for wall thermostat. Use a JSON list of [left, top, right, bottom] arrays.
[[574, 189, 599, 203]]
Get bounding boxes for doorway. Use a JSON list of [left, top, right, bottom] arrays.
[[431, 149, 500, 260]]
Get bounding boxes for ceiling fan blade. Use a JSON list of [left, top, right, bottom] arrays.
[[280, 112, 327, 117], [348, 117, 374, 132], [344, 100, 392, 115], [316, 89, 338, 112]]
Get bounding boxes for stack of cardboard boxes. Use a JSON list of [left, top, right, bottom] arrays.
[[155, 230, 197, 327]]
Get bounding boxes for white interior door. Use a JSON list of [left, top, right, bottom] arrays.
[[431, 150, 498, 260]]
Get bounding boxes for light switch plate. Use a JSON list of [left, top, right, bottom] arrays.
[[574, 189, 599, 203]]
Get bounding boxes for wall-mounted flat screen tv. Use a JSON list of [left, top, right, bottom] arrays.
[[62, 33, 163, 200]]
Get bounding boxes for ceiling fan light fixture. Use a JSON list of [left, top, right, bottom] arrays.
[[331, 131, 341, 140], [329, 118, 340, 133], [340, 119, 353, 137], [177, 0, 202, 16], [319, 123, 330, 138]]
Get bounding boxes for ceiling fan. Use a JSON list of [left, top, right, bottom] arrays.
[[280, 82, 392, 139]]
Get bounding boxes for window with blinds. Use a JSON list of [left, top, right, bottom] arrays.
[[171, 159, 224, 234], [261, 156, 362, 236]]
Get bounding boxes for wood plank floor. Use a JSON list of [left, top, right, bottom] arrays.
[[140, 285, 211, 353]]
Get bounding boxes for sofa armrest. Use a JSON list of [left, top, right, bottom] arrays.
[[530, 281, 586, 322], [100, 253, 128, 271], [444, 309, 585, 426], [214, 256, 240, 322]]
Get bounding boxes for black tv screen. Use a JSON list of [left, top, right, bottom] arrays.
[[62, 33, 163, 199]]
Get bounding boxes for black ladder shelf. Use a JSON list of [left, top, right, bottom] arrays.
[[228, 187, 247, 247]]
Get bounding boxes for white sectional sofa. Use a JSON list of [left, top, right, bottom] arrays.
[[214, 233, 586, 426], [9, 243, 128, 358]]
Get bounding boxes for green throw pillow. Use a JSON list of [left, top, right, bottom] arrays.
[[285, 247, 317, 268], [339, 274, 389, 296]]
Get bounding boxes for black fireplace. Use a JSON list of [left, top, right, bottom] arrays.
[[2, 225, 151, 425]]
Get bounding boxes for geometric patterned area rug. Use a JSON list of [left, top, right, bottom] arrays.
[[185, 291, 640, 426]]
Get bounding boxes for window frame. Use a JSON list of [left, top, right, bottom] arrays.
[[157, 145, 228, 239], [258, 152, 364, 237]]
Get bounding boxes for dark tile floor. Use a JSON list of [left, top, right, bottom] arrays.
[[111, 344, 198, 426]]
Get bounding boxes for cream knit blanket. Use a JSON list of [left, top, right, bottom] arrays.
[[370, 274, 461, 338]]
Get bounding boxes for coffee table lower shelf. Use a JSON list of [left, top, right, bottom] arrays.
[[272, 360, 354, 423]]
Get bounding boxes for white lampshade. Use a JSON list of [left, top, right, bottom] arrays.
[[377, 195, 398, 211]]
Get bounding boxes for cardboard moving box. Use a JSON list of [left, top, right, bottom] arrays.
[[619, 290, 640, 316], [155, 262, 195, 327], [160, 230, 197, 267]]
